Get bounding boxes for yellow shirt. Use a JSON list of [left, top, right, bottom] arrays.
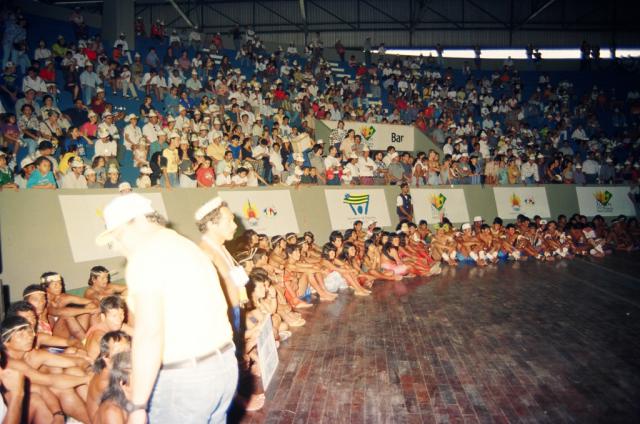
[[162, 147, 180, 173], [206, 142, 226, 162]]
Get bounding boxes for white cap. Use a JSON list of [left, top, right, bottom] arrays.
[[70, 158, 85, 168], [0, 151, 5, 157], [147, 110, 158, 118], [20, 156, 35, 168], [540, 219, 548, 225], [84, 168, 96, 176], [461, 223, 472, 230], [473, 216, 483, 222], [362, 146, 369, 151], [98, 128, 110, 138], [195, 197, 223, 221], [294, 153, 304, 162], [125, 113, 138, 122], [107, 165, 120, 174], [96, 194, 156, 245], [349, 153, 358, 159], [140, 166, 152, 174], [168, 131, 180, 139], [102, 111, 112, 118], [294, 167, 304, 176], [96, 87, 105, 93], [167, 115, 176, 122], [118, 182, 132, 192], [316, 138, 324, 144]]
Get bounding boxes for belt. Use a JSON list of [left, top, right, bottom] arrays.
[[161, 342, 234, 370]]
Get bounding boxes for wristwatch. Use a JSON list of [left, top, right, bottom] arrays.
[[125, 401, 148, 414]]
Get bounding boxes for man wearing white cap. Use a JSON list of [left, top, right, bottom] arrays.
[[98, 111, 120, 142], [521, 155, 539, 185], [60, 157, 87, 188], [357, 146, 376, 185], [93, 128, 117, 160], [142, 110, 161, 143], [123, 114, 142, 151], [96, 194, 237, 424], [195, 197, 247, 332]]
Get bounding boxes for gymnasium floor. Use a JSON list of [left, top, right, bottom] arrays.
[[234, 254, 640, 424]]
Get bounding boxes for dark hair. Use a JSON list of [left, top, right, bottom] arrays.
[[344, 229, 355, 241], [88, 265, 110, 286], [100, 351, 132, 408], [400, 182, 409, 189], [285, 244, 299, 257], [321, 243, 337, 260], [353, 220, 363, 226], [6, 301, 36, 318], [0, 316, 31, 344], [329, 231, 343, 243], [100, 295, 125, 315], [23, 284, 46, 299], [252, 249, 268, 264], [493, 217, 503, 225], [93, 330, 132, 373]]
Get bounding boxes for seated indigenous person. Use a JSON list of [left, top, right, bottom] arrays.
[[84, 266, 128, 302], [454, 223, 488, 266], [22, 284, 87, 350], [6, 299, 84, 352], [1, 316, 92, 423], [40, 272, 99, 341], [283, 244, 337, 304], [362, 240, 402, 282], [320, 243, 371, 295], [87, 331, 132, 422], [430, 224, 459, 266], [93, 351, 132, 424], [85, 296, 133, 360]]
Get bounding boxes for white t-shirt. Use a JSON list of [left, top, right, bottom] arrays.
[[61, 173, 88, 189]]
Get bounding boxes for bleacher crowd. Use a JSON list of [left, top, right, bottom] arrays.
[[1, 8, 640, 191], [1, 6, 640, 422]]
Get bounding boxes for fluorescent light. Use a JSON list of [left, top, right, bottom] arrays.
[[616, 49, 640, 57], [372, 47, 639, 60]]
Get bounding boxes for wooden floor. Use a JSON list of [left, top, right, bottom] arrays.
[[232, 254, 640, 424]]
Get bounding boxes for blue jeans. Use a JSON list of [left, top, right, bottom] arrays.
[[148, 347, 238, 424], [83, 85, 96, 106], [160, 172, 179, 187]]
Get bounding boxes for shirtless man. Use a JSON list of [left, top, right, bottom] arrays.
[[22, 285, 86, 350], [85, 296, 133, 360], [430, 225, 459, 266], [41, 272, 99, 341], [455, 223, 488, 266], [86, 331, 132, 422], [7, 299, 84, 353], [1, 316, 92, 423], [84, 266, 128, 303]]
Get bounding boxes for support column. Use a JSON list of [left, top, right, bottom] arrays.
[[103, 0, 135, 51]]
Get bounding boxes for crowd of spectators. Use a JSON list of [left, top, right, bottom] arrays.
[[1, 7, 640, 191]]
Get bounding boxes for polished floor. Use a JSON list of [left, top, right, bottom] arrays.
[[234, 254, 640, 423]]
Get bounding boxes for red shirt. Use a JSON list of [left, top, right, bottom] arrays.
[[274, 89, 287, 101], [83, 47, 97, 62], [39, 68, 56, 82], [196, 167, 215, 187]]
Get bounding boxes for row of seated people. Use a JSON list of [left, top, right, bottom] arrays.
[[1, 210, 639, 421]]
